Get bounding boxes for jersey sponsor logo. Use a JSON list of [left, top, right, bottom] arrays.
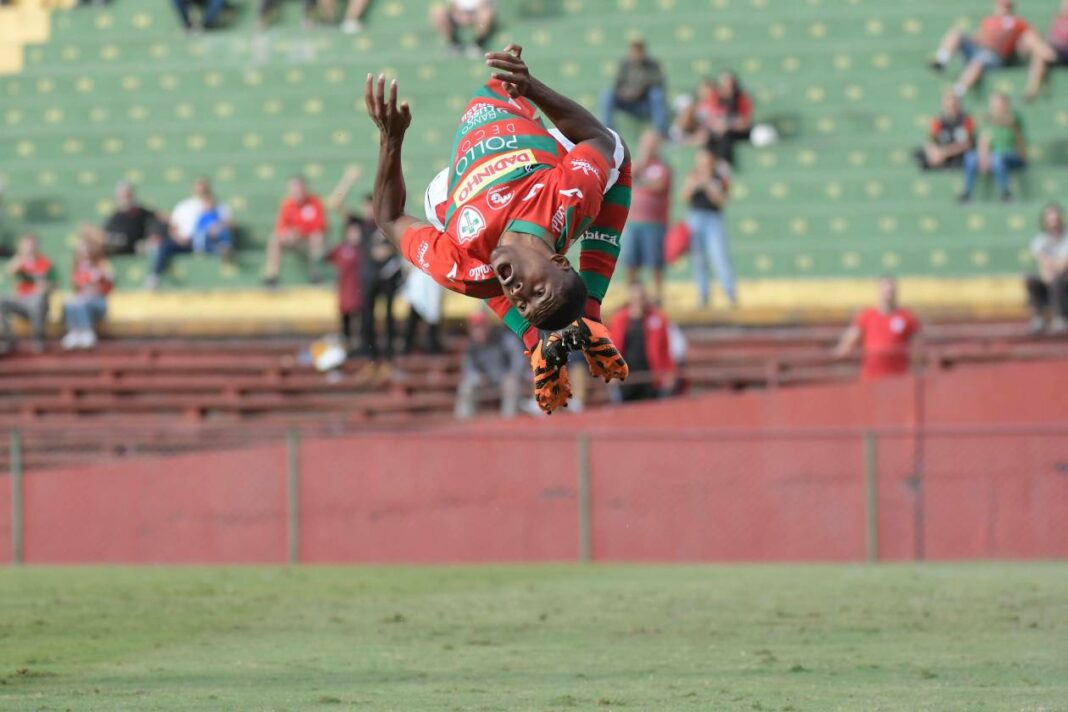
[[468, 263, 494, 280], [456, 206, 487, 244], [452, 149, 537, 205], [487, 185, 515, 211], [521, 183, 545, 202], [415, 241, 431, 273], [559, 187, 584, 200], [569, 158, 602, 178], [582, 230, 619, 247], [454, 135, 520, 175], [551, 205, 566, 234]]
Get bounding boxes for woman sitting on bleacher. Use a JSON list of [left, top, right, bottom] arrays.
[[61, 238, 114, 351], [671, 73, 753, 167], [959, 92, 1027, 203]]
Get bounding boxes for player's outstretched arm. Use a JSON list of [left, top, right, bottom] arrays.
[[485, 45, 616, 167], [365, 73, 421, 244]]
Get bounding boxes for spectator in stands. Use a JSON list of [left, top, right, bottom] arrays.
[[0, 234, 55, 354], [601, 39, 668, 136], [80, 181, 165, 256], [914, 90, 976, 171], [264, 176, 328, 287], [960, 92, 1027, 203], [834, 276, 921, 380], [672, 73, 753, 166], [683, 148, 736, 309], [327, 168, 403, 364], [61, 237, 113, 351], [431, 0, 496, 58], [1025, 202, 1068, 334], [340, 0, 372, 33], [324, 217, 364, 354], [148, 177, 234, 290], [608, 283, 679, 403], [1049, 0, 1068, 67], [621, 130, 672, 304], [172, 0, 225, 32], [402, 269, 445, 355], [454, 311, 527, 419], [259, 0, 324, 29], [928, 0, 1055, 100]]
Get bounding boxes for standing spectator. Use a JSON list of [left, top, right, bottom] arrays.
[[928, 0, 1055, 100], [148, 177, 234, 290], [960, 92, 1027, 203], [683, 149, 736, 308], [0, 234, 55, 354], [327, 169, 403, 364], [620, 130, 672, 303], [172, 0, 225, 32], [608, 283, 679, 403], [914, 90, 976, 171], [264, 176, 328, 287], [672, 73, 753, 166], [402, 269, 445, 355], [431, 0, 496, 58], [324, 219, 364, 354], [340, 0, 372, 33], [61, 238, 113, 350], [1025, 203, 1068, 334], [600, 39, 668, 136], [834, 277, 921, 380], [454, 311, 527, 419], [1049, 0, 1068, 66], [79, 181, 165, 256]]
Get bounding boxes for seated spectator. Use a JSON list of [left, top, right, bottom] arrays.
[[834, 276, 921, 380], [621, 130, 672, 303], [264, 176, 328, 287], [914, 90, 976, 171], [929, 0, 1055, 100], [1025, 202, 1068, 334], [608, 283, 679, 403], [431, 0, 496, 58], [454, 311, 527, 419], [683, 148, 736, 308], [960, 92, 1027, 203], [600, 39, 668, 137], [340, 0, 371, 33], [0, 234, 55, 354], [672, 73, 753, 166], [172, 0, 225, 32], [324, 218, 363, 354], [259, 0, 324, 29], [147, 177, 234, 290], [61, 238, 113, 350], [79, 181, 165, 256]]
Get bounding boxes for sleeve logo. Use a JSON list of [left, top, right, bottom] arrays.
[[569, 158, 602, 178]]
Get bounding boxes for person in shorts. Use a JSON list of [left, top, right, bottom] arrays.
[[620, 130, 671, 303]]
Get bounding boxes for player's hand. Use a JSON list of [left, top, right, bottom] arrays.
[[560, 318, 629, 383], [364, 73, 411, 142], [527, 332, 573, 414], [485, 44, 531, 99]]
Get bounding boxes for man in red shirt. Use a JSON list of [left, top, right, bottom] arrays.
[[264, 176, 328, 287], [621, 130, 671, 303], [834, 277, 921, 380], [0, 233, 56, 354], [609, 283, 678, 402], [365, 44, 631, 413], [929, 0, 1055, 100]]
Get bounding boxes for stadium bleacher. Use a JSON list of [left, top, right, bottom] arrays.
[[1, 0, 1065, 318]]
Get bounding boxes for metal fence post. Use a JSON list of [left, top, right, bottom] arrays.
[[10, 430, 23, 565], [863, 430, 878, 563], [577, 433, 591, 563], [286, 429, 300, 566]]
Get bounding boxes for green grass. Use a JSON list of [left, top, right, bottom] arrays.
[[0, 564, 1066, 710]]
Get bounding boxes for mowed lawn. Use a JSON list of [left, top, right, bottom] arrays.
[[0, 565, 1066, 711]]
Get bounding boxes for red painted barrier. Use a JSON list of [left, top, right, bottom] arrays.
[[2, 359, 1067, 564]]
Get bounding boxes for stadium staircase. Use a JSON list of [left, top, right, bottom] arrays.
[[2, 0, 1066, 328]]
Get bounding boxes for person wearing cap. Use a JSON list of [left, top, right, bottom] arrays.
[[600, 38, 669, 136], [455, 310, 529, 419]]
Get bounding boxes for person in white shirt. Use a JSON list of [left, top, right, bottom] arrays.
[[1025, 202, 1068, 333], [146, 177, 233, 290]]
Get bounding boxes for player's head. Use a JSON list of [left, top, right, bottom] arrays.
[[878, 275, 897, 310], [288, 176, 309, 201], [491, 245, 587, 330], [1041, 202, 1064, 235]]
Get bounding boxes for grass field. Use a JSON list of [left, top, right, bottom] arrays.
[[1, 565, 1066, 711]]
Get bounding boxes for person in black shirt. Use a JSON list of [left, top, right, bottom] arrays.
[[79, 182, 165, 256], [915, 91, 977, 170]]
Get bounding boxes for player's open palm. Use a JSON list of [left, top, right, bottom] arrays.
[[365, 73, 411, 141]]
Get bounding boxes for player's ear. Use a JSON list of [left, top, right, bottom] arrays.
[[549, 254, 573, 272]]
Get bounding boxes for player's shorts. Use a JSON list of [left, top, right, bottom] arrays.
[[423, 127, 626, 229], [959, 36, 1006, 69]]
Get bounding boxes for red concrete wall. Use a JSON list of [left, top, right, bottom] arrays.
[[2, 359, 1066, 564]]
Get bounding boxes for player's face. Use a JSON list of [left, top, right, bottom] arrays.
[[491, 245, 571, 324]]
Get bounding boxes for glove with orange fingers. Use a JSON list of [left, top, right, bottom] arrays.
[[526, 332, 573, 415], [559, 318, 629, 383]]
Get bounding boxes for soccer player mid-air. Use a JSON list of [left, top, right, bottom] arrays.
[[364, 44, 632, 414]]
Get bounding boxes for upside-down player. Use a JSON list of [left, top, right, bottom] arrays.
[[364, 44, 631, 413]]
